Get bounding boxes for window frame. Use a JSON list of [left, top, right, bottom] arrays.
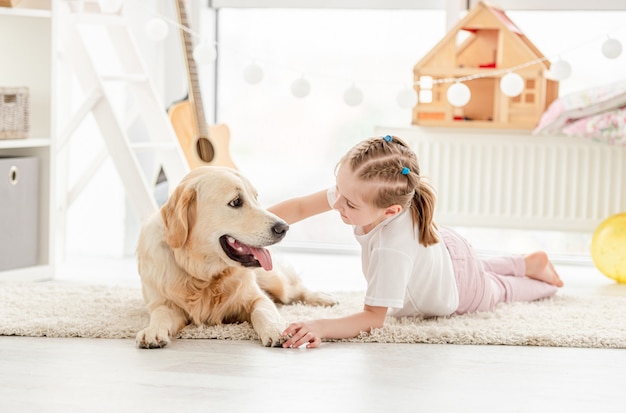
[[210, 0, 626, 11]]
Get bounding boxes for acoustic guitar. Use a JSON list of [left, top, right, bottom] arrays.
[[169, 0, 236, 170]]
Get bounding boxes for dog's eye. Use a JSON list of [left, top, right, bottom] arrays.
[[228, 196, 243, 208]]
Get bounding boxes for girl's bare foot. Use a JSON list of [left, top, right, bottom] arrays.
[[525, 251, 564, 287]]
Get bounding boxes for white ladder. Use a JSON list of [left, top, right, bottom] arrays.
[[56, 3, 189, 224]]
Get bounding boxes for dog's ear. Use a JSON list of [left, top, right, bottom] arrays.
[[161, 184, 197, 249]]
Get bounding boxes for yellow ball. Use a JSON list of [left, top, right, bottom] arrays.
[[591, 213, 626, 283]]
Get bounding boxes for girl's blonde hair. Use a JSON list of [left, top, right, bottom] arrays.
[[340, 135, 439, 247]]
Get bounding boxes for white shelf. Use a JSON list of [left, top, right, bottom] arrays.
[[0, 138, 51, 149], [0, 7, 50, 18], [0, 2, 55, 281]]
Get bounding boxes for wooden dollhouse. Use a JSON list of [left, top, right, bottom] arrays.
[[412, 1, 558, 129]]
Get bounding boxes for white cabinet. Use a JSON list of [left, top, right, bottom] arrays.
[[0, 0, 55, 280]]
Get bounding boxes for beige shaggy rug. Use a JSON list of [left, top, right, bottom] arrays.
[[1, 282, 625, 348]]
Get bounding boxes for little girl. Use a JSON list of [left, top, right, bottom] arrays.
[[269, 135, 563, 349]]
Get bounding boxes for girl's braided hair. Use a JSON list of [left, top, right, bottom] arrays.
[[340, 135, 439, 246]]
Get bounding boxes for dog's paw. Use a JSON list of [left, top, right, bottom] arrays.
[[305, 291, 339, 307], [258, 324, 287, 347], [135, 327, 171, 349]]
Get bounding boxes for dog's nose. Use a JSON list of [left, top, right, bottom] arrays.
[[272, 222, 289, 239]]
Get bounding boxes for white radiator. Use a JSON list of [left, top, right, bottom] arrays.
[[376, 127, 626, 232]]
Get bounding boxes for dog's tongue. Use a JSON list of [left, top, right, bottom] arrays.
[[249, 246, 273, 271], [226, 236, 274, 271]]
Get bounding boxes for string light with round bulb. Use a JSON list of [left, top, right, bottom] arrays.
[[243, 63, 264, 85], [396, 86, 418, 108], [291, 77, 311, 98], [446, 82, 471, 107], [548, 59, 572, 81], [602, 37, 623, 59], [500, 72, 525, 97], [145, 18, 169, 42], [343, 84, 364, 107], [193, 41, 217, 65]]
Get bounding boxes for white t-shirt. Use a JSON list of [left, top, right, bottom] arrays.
[[328, 188, 458, 317]]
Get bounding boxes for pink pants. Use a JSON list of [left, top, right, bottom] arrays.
[[439, 227, 558, 315]]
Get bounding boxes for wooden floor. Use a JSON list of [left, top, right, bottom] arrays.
[[2, 251, 626, 412], [2, 337, 626, 412]]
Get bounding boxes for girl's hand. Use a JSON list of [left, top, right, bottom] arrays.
[[281, 306, 388, 349], [282, 321, 322, 349]]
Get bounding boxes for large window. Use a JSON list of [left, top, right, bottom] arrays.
[[211, 6, 626, 257], [62, 3, 626, 259]]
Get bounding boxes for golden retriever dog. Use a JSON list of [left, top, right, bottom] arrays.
[[135, 166, 337, 348]]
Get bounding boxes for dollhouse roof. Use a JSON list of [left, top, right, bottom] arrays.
[[414, 1, 550, 72]]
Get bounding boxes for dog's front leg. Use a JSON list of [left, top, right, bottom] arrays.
[[250, 295, 287, 347], [136, 304, 188, 349]]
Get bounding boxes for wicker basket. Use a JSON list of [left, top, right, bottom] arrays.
[[0, 0, 23, 7], [0, 87, 29, 140]]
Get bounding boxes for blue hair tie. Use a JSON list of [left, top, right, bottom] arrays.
[[383, 135, 392, 142], [401, 166, 410, 175]]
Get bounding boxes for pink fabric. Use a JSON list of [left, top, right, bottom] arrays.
[[533, 80, 626, 136], [439, 227, 558, 315], [561, 105, 626, 146]]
